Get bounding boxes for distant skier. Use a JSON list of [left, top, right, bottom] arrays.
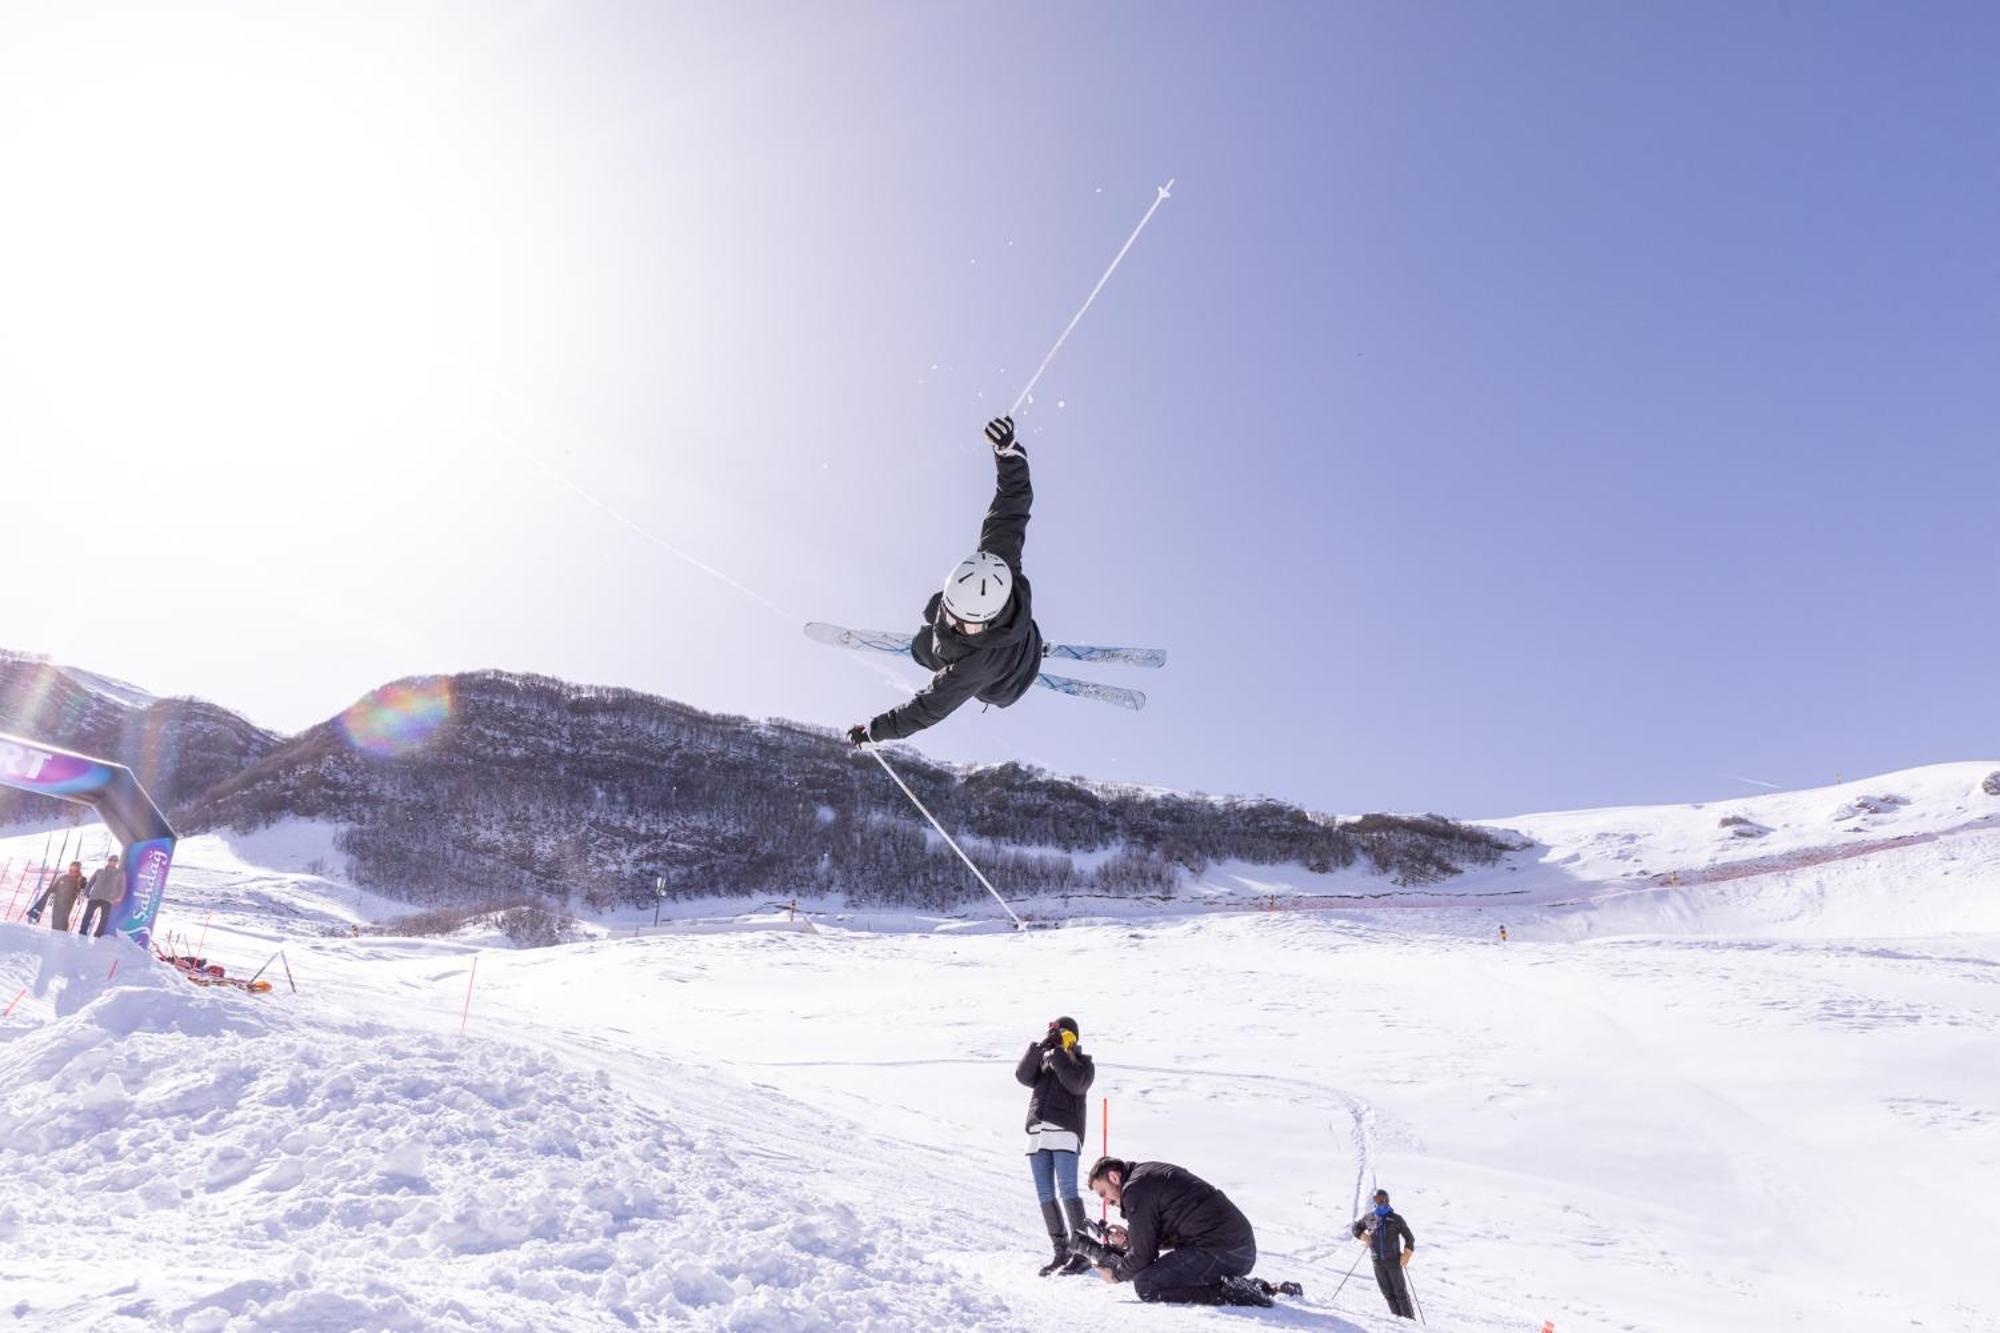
[[846, 418, 1043, 745], [1076, 1157, 1277, 1306], [1015, 1016, 1096, 1276], [1498, 924, 1508, 942], [1352, 1188, 1418, 1319]]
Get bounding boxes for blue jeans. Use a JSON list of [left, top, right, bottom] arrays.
[[1028, 1149, 1079, 1204], [1133, 1243, 1258, 1303]]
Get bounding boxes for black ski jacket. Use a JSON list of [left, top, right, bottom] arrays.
[[1014, 1041, 1095, 1135], [1354, 1209, 1416, 1263], [1111, 1162, 1256, 1282], [866, 450, 1043, 742]]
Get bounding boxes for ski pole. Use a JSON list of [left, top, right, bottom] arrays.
[[248, 949, 281, 986], [1008, 179, 1175, 418], [1330, 1245, 1366, 1302], [1407, 1267, 1426, 1325], [862, 743, 1022, 929]]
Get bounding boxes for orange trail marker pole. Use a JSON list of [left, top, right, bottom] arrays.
[[3, 985, 26, 1018], [459, 955, 478, 1035]]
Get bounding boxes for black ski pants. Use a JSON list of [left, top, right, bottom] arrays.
[[1133, 1243, 1257, 1304], [78, 900, 112, 938], [1373, 1256, 1415, 1318]]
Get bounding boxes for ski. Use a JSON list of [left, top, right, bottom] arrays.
[[1034, 671, 1146, 711], [1042, 642, 1166, 669], [804, 622, 913, 655], [804, 622, 1164, 668], [803, 625, 1145, 710]]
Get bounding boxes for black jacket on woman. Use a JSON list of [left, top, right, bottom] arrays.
[[1014, 1040, 1095, 1135]]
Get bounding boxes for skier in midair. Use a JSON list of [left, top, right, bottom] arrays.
[[847, 417, 1044, 745], [1016, 1016, 1096, 1275]]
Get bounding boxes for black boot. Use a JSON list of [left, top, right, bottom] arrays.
[[1216, 1276, 1275, 1307], [1057, 1197, 1095, 1274], [1036, 1201, 1069, 1276]]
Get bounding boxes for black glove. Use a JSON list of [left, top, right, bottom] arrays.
[[985, 416, 1022, 456], [846, 724, 871, 747]]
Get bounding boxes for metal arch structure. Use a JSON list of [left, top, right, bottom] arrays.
[[0, 730, 176, 948]]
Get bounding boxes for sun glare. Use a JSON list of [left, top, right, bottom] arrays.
[[0, 10, 526, 512]]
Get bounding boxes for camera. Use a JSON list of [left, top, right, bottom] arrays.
[[1067, 1218, 1125, 1267]]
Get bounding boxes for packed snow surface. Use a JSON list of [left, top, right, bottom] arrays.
[[2, 762, 1998, 1331]]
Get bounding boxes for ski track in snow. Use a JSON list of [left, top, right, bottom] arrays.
[[3, 761, 2000, 1332]]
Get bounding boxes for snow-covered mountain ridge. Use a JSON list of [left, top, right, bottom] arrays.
[[3, 654, 1514, 913]]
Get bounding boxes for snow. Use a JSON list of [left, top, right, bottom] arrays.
[[2, 761, 1999, 1331], [0, 650, 157, 711]]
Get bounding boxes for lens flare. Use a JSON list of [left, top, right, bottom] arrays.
[[339, 678, 453, 757]]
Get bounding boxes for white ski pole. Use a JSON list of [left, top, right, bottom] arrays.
[[1009, 179, 1175, 418], [1331, 1245, 1366, 1302], [863, 743, 1023, 929]]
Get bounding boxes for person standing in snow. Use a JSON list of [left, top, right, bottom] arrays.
[[77, 853, 122, 938], [1352, 1187, 1418, 1319], [38, 860, 87, 932], [846, 417, 1044, 746], [1078, 1157, 1277, 1306], [1016, 1016, 1095, 1275]]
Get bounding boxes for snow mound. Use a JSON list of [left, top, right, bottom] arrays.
[[0, 926, 1008, 1331]]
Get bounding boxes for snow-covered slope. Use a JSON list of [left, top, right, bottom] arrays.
[[0, 650, 158, 712], [3, 764, 1998, 1332], [1488, 761, 2000, 885], [1473, 761, 2000, 937], [0, 926, 1014, 1331]]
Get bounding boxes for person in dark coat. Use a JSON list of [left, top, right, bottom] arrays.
[[1352, 1187, 1418, 1319], [1081, 1157, 1273, 1306], [1015, 1016, 1095, 1275], [77, 854, 122, 939], [847, 417, 1045, 745], [29, 861, 88, 932]]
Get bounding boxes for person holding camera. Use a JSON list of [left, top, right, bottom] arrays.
[[1352, 1187, 1418, 1318], [1014, 1015, 1095, 1276], [1077, 1156, 1290, 1306]]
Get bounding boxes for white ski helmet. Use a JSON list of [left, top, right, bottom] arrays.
[[940, 551, 1013, 625]]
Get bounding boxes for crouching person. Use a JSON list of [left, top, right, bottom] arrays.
[[1081, 1156, 1273, 1307]]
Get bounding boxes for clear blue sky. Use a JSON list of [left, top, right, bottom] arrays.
[[2, 2, 1994, 817]]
